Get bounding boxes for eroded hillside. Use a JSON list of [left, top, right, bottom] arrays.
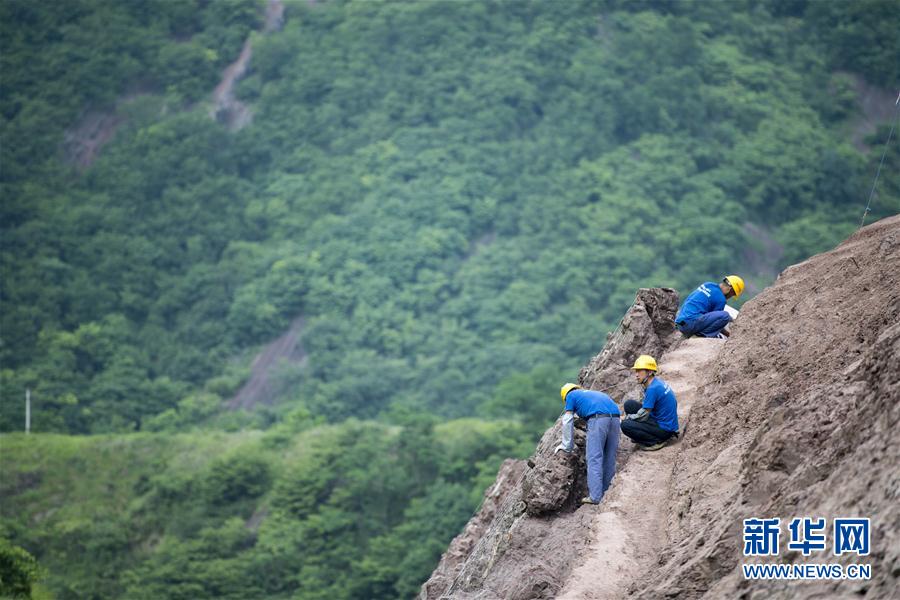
[[424, 215, 900, 599], [639, 214, 900, 599]]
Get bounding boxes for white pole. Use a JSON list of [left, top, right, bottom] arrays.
[[25, 388, 30, 434]]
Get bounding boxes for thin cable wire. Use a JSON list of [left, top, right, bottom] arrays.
[[860, 91, 900, 229], [442, 467, 530, 598]]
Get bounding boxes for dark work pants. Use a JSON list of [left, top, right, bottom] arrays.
[[677, 310, 732, 337], [621, 399, 677, 446]]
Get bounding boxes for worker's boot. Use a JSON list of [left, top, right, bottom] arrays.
[[642, 441, 666, 451], [580, 496, 599, 505]]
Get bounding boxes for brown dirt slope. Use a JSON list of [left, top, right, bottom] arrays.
[[419, 288, 683, 600], [423, 214, 899, 600], [638, 214, 900, 599], [559, 337, 726, 599]]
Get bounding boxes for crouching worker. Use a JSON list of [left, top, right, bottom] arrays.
[[621, 355, 679, 451], [675, 275, 745, 338], [555, 383, 621, 505]]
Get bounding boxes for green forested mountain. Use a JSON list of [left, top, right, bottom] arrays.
[[1, 0, 898, 598], [2, 417, 531, 599], [2, 0, 899, 433]]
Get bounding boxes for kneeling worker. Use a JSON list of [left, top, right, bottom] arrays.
[[621, 355, 679, 451], [675, 275, 745, 338], [556, 383, 621, 505]]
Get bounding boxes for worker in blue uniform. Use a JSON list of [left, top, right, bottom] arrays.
[[675, 275, 745, 338], [555, 383, 621, 505], [621, 355, 679, 451]]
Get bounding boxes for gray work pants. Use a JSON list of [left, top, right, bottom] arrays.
[[586, 415, 620, 503]]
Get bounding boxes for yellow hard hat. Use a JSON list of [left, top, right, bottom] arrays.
[[724, 275, 745, 298], [560, 383, 581, 402], [631, 355, 658, 372]]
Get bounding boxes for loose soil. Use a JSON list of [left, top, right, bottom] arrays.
[[558, 338, 725, 599], [425, 214, 900, 599]]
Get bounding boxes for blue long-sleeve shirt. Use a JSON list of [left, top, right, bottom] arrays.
[[643, 378, 679, 432], [559, 389, 620, 452], [564, 389, 620, 419], [676, 281, 726, 324]]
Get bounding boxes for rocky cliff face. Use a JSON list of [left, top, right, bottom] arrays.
[[636, 215, 900, 600], [419, 288, 682, 600], [421, 215, 900, 600]]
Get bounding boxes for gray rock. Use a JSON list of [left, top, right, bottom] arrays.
[[419, 287, 681, 600]]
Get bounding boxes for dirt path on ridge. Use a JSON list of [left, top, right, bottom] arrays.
[[228, 316, 307, 410], [210, 0, 284, 129], [557, 337, 725, 599]]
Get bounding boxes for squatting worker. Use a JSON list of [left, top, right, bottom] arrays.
[[555, 383, 621, 505], [621, 355, 678, 451], [674, 275, 745, 338]]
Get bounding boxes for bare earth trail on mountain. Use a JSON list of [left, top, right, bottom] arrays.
[[558, 337, 726, 599], [211, 0, 285, 129]]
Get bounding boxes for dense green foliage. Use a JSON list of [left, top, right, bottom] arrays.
[[2, 0, 899, 434], [0, 419, 532, 599], [1, 0, 898, 598], [0, 538, 43, 599]]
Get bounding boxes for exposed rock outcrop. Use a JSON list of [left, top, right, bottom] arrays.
[[423, 215, 900, 600], [419, 288, 682, 600], [578, 287, 680, 402], [418, 459, 527, 600]]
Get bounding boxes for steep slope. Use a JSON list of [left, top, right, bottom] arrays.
[[637, 214, 900, 599], [422, 214, 900, 599], [228, 316, 307, 410], [420, 288, 683, 599], [559, 337, 725, 599]]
